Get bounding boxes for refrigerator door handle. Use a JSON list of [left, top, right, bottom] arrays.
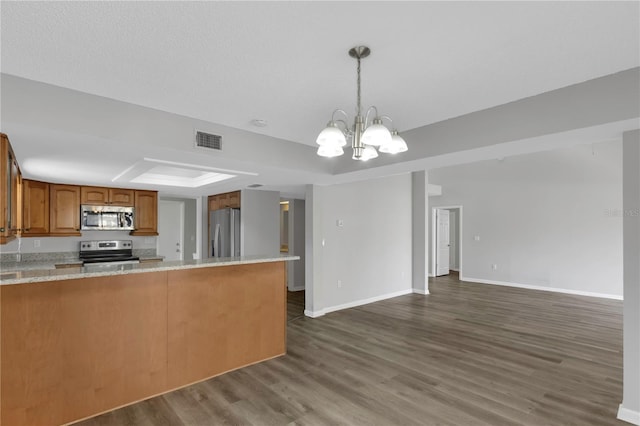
[[230, 209, 236, 257], [213, 223, 221, 257]]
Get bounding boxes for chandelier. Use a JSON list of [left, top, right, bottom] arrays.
[[316, 46, 408, 160]]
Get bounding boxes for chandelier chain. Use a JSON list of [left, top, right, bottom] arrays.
[[356, 56, 362, 117]]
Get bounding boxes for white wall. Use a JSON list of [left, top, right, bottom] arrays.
[[160, 196, 198, 260], [429, 140, 623, 298], [287, 199, 305, 291], [620, 130, 640, 424], [306, 174, 413, 315], [448, 209, 460, 270], [240, 189, 280, 256]]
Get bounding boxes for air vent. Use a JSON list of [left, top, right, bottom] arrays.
[[195, 131, 222, 150], [247, 184, 263, 188]]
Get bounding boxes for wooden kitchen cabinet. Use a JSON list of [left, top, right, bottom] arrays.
[[131, 190, 158, 235], [0, 133, 21, 244], [208, 191, 241, 211], [22, 179, 50, 236], [81, 186, 134, 206], [50, 184, 81, 235]]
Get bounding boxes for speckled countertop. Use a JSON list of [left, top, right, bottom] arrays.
[[0, 255, 299, 285]]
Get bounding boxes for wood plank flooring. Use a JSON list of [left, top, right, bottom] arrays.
[[77, 275, 625, 425], [287, 290, 305, 322]]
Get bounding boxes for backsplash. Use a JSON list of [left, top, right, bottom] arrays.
[[1, 248, 158, 264], [0, 234, 158, 264]]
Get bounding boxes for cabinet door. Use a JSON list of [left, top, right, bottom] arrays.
[[23, 180, 50, 235], [208, 196, 220, 211], [226, 191, 241, 209], [109, 188, 134, 206], [0, 135, 7, 240], [1, 133, 21, 243], [81, 186, 109, 205], [9, 154, 20, 234], [132, 190, 158, 235], [50, 184, 81, 235]]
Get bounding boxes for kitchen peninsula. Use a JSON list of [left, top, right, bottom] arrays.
[[0, 255, 297, 426]]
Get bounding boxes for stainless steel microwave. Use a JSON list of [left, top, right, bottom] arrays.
[[81, 205, 135, 231]]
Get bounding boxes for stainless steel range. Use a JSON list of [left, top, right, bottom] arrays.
[[79, 240, 140, 266]]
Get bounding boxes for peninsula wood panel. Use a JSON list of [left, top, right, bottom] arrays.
[[167, 262, 286, 389], [0, 272, 168, 426], [0, 261, 287, 426]]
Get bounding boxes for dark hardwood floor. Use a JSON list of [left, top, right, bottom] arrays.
[[77, 275, 624, 425], [287, 290, 305, 322]]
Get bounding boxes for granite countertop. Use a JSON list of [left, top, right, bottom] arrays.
[[0, 256, 165, 273], [0, 255, 299, 286]]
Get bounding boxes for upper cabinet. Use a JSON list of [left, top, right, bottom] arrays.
[[131, 190, 158, 236], [81, 186, 134, 206], [22, 179, 50, 236], [208, 191, 241, 211], [50, 184, 81, 235], [1, 133, 22, 244]]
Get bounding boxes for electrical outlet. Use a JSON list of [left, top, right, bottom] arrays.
[[492, 264, 498, 270], [336, 219, 344, 227], [337, 280, 342, 288], [474, 235, 480, 241], [33, 239, 41, 248]]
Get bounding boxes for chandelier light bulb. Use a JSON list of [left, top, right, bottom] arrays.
[[379, 130, 408, 154], [316, 122, 347, 147], [361, 145, 379, 161], [361, 119, 392, 147], [317, 144, 344, 158]]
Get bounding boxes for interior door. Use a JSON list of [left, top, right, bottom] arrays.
[[158, 200, 184, 261], [436, 209, 450, 277]]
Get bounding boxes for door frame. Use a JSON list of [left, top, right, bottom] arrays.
[[431, 205, 463, 278], [157, 199, 185, 261]]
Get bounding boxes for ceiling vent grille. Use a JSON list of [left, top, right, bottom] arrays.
[[195, 131, 222, 151]]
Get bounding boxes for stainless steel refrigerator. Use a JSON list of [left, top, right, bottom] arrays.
[[210, 208, 241, 257]]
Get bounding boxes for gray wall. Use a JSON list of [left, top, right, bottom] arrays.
[[620, 130, 640, 422], [240, 189, 280, 256], [429, 140, 623, 298], [305, 174, 413, 316], [412, 171, 429, 294]]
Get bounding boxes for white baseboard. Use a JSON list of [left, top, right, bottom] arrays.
[[304, 288, 413, 318], [288, 285, 305, 292], [618, 404, 640, 425], [304, 309, 324, 318], [460, 276, 623, 300], [413, 288, 429, 295]]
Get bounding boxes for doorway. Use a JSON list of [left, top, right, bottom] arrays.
[[431, 206, 463, 278], [157, 200, 185, 261]]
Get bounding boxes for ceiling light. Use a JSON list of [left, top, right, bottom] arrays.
[[316, 46, 407, 160]]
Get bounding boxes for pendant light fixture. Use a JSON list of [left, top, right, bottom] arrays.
[[316, 46, 408, 160]]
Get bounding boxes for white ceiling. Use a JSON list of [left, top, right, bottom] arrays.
[[1, 1, 639, 197]]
